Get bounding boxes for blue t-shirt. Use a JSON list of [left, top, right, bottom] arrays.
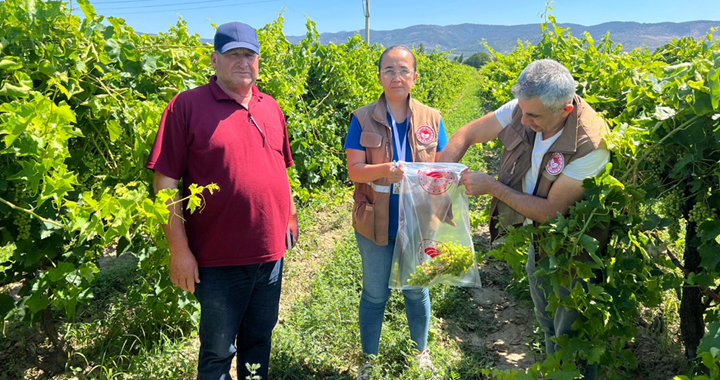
[[344, 113, 448, 236]]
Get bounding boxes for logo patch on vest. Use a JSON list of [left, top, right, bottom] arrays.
[[415, 125, 435, 144], [418, 168, 456, 195], [546, 152, 565, 176], [419, 239, 442, 259]]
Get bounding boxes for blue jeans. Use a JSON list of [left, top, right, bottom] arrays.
[[355, 231, 431, 356], [526, 245, 597, 379], [193, 259, 283, 380]]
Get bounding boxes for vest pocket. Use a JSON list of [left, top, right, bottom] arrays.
[[353, 191, 376, 242], [360, 131, 388, 164], [359, 132, 383, 148]]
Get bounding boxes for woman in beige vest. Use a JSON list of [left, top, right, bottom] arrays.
[[343, 45, 449, 378]]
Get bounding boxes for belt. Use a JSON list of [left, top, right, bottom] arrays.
[[368, 182, 391, 193]]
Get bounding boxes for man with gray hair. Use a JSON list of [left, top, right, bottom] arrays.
[[441, 59, 609, 379]]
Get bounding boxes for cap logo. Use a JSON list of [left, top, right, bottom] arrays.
[[415, 125, 435, 144], [418, 168, 456, 195], [546, 152, 565, 176]]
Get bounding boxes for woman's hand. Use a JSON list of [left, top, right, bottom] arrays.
[[387, 162, 405, 183]]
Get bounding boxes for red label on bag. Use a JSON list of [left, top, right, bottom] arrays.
[[416, 126, 435, 144], [545, 152, 565, 176], [420, 239, 441, 258], [418, 168, 456, 195]]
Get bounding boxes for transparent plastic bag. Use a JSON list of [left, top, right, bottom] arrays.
[[389, 162, 482, 289]]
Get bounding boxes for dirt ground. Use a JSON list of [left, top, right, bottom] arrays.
[[471, 266, 538, 371], [463, 224, 539, 373]]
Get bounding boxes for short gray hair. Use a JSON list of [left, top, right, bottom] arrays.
[[511, 59, 575, 112]]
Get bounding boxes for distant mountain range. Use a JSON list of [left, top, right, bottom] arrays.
[[282, 20, 720, 57]]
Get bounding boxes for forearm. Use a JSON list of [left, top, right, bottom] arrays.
[[289, 196, 298, 219], [439, 113, 502, 163], [439, 133, 472, 163], [154, 173, 192, 255], [487, 180, 563, 224], [288, 189, 299, 240], [347, 161, 393, 183], [161, 195, 192, 254], [153, 171, 199, 291]]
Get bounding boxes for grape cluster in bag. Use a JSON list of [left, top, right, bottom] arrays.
[[389, 162, 482, 289]]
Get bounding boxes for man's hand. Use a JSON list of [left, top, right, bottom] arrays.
[[169, 248, 200, 293], [388, 162, 405, 183], [155, 171, 199, 293], [287, 192, 299, 248], [288, 213, 299, 247], [459, 169, 497, 196]]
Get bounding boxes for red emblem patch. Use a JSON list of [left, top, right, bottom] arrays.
[[546, 152, 565, 176], [420, 239, 442, 258], [418, 168, 456, 195], [415, 126, 435, 144]]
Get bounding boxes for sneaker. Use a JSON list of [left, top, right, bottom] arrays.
[[415, 348, 436, 372], [356, 361, 374, 380]]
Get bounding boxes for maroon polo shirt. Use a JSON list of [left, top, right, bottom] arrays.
[[146, 76, 293, 267]]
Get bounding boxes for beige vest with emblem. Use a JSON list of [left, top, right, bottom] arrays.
[[351, 93, 442, 246], [488, 95, 609, 248]]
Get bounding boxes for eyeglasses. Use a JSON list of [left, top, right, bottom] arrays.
[[380, 69, 415, 79]]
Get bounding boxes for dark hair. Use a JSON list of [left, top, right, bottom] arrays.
[[377, 45, 417, 72]]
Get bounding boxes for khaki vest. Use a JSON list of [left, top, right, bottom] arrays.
[[351, 93, 442, 246], [489, 95, 609, 253]]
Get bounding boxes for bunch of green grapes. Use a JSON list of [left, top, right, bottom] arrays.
[[13, 208, 31, 240], [688, 201, 717, 231], [5, 183, 32, 240], [645, 144, 670, 164], [407, 242, 474, 287], [78, 154, 104, 191], [643, 145, 668, 184], [660, 188, 684, 219], [660, 188, 685, 239]]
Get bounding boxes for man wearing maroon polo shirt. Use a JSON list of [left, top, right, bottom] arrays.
[[146, 21, 298, 380]]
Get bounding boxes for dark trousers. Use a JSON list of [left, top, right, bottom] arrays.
[[194, 259, 283, 380]]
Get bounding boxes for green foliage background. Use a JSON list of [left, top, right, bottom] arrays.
[[2, 0, 720, 379], [0, 0, 475, 365]]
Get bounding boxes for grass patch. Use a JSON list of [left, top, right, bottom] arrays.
[[443, 73, 487, 136]]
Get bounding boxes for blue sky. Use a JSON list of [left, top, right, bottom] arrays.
[[78, 0, 720, 39]]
